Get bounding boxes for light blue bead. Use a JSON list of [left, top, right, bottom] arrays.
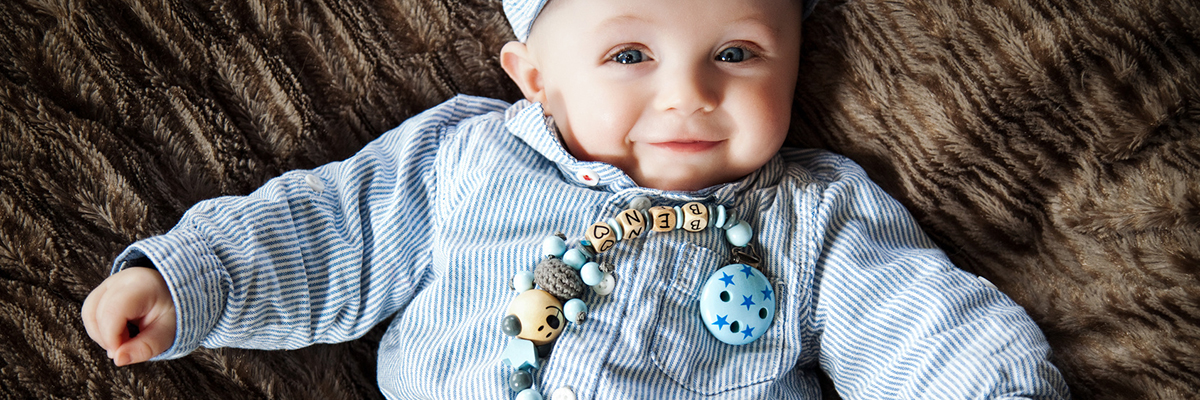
[[563, 298, 588, 324], [512, 271, 535, 292], [516, 388, 543, 400], [501, 338, 539, 370], [580, 262, 603, 286], [606, 218, 623, 241], [715, 205, 726, 230], [673, 206, 684, 229], [726, 220, 753, 247], [563, 249, 587, 269], [541, 236, 567, 259]]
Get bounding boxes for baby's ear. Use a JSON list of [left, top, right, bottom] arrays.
[[500, 41, 546, 103]]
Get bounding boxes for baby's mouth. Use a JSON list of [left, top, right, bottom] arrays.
[[649, 140, 723, 153]]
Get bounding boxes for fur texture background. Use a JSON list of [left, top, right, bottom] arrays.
[[0, 0, 1195, 399]]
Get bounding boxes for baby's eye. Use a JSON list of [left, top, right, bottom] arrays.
[[716, 47, 748, 63], [612, 49, 645, 64]]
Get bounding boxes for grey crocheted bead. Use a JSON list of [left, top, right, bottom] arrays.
[[533, 257, 584, 301]]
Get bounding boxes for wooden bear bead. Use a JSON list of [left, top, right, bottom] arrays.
[[648, 206, 677, 232], [505, 289, 565, 345], [616, 209, 647, 240], [586, 221, 617, 253], [681, 202, 709, 232]]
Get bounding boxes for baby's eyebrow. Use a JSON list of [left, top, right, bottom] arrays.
[[592, 14, 650, 32]]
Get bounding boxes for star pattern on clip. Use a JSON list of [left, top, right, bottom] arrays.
[[761, 287, 773, 301], [711, 315, 730, 330], [741, 295, 756, 310], [741, 326, 755, 339], [739, 264, 755, 279], [718, 272, 735, 287]]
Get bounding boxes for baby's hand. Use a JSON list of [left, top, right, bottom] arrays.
[[81, 266, 176, 366]]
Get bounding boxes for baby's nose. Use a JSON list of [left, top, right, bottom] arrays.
[[654, 66, 718, 115]]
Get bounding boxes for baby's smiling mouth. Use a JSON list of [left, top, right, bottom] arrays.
[[650, 140, 723, 153]]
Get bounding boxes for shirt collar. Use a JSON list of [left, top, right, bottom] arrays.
[[503, 100, 784, 202]]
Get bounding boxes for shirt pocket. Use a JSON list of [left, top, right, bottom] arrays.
[[648, 248, 790, 395]]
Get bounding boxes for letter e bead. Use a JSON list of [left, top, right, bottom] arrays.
[[648, 206, 676, 232]]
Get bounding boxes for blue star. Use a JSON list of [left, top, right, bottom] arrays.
[[500, 338, 539, 370], [711, 315, 730, 330], [739, 264, 755, 279], [718, 272, 735, 287], [761, 286, 773, 301], [740, 295, 756, 310], [741, 326, 755, 339]]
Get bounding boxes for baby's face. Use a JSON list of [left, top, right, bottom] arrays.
[[515, 0, 803, 191]]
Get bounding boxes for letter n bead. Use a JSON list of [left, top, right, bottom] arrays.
[[586, 222, 617, 253], [617, 209, 646, 240], [681, 202, 709, 232], [648, 206, 676, 232]]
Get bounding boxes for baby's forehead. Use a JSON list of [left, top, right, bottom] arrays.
[[503, 0, 819, 42]]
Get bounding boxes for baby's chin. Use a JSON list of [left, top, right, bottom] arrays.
[[633, 170, 739, 192]]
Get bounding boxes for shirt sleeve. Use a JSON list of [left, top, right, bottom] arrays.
[[112, 95, 504, 360], [808, 158, 1070, 399]]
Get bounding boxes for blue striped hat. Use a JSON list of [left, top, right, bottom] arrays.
[[503, 0, 820, 42]]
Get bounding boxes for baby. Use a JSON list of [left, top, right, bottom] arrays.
[[82, 0, 1071, 398]]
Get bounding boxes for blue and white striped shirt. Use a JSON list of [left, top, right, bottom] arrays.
[[116, 95, 1069, 399]]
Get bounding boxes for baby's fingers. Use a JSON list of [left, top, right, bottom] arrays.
[[112, 309, 175, 366], [81, 282, 112, 350], [93, 286, 141, 358]]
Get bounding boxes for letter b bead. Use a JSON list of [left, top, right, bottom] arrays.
[[681, 202, 709, 232]]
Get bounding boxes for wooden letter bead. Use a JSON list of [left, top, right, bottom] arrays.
[[648, 206, 677, 232], [681, 202, 709, 232], [616, 209, 647, 240], [586, 221, 617, 253]]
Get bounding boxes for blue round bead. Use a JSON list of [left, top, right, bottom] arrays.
[[726, 220, 753, 247], [516, 388, 543, 400], [580, 262, 603, 286], [563, 298, 588, 324], [562, 249, 587, 269], [542, 236, 567, 259], [512, 271, 535, 292]]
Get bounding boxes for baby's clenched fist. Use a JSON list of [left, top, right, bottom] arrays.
[[81, 266, 176, 366]]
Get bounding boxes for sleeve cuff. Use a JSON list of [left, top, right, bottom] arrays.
[[112, 226, 229, 361]]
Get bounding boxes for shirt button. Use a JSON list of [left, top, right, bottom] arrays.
[[304, 174, 325, 193], [575, 168, 600, 186], [551, 386, 577, 400]]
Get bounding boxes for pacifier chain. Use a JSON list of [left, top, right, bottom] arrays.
[[497, 200, 777, 399]]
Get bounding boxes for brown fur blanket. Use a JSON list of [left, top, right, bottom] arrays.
[[1, 0, 1196, 398]]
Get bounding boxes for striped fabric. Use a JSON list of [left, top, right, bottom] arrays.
[[502, 0, 823, 42], [115, 95, 1068, 399]]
